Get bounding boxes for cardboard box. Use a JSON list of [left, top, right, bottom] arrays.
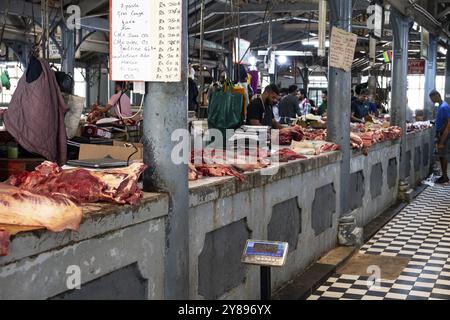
[[78, 141, 143, 161]]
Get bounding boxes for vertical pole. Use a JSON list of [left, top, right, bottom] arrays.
[[445, 48, 450, 105], [142, 0, 189, 300], [327, 0, 352, 216], [260, 266, 271, 300], [61, 25, 75, 77], [268, 18, 275, 84], [423, 35, 437, 120], [85, 66, 91, 107], [390, 9, 410, 181], [199, 0, 205, 106]]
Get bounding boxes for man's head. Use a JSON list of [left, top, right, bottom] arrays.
[[280, 88, 289, 97], [322, 90, 328, 102], [288, 85, 298, 95], [358, 88, 369, 102], [429, 89, 442, 104], [351, 89, 355, 96], [299, 88, 307, 100], [115, 81, 125, 94], [262, 84, 280, 106]]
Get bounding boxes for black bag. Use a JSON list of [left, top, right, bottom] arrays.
[[50, 64, 74, 94], [54, 70, 74, 94]]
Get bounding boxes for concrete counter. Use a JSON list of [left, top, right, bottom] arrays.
[[0, 192, 169, 300], [0, 128, 434, 299]]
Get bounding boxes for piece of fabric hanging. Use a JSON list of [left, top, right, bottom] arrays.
[[248, 70, 259, 94], [4, 57, 68, 165]]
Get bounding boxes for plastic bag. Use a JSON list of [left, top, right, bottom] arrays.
[[207, 88, 243, 130], [1, 70, 10, 90], [63, 93, 85, 139]]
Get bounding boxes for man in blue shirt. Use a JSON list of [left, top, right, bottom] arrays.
[[429, 90, 450, 184]]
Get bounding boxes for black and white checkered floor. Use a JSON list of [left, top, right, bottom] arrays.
[[308, 181, 450, 300]]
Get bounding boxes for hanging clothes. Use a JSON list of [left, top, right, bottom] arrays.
[[248, 70, 259, 95], [4, 56, 68, 165]]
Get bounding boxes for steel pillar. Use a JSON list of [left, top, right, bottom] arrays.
[[61, 25, 75, 77], [445, 48, 450, 105], [142, 1, 189, 299], [327, 0, 352, 216], [390, 8, 410, 181], [423, 34, 437, 120], [85, 67, 91, 107]]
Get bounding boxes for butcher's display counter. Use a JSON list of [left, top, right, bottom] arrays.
[[0, 191, 169, 300], [0, 127, 434, 300]]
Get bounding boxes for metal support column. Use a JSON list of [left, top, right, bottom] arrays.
[[61, 25, 75, 77], [326, 0, 352, 216], [142, 1, 189, 300], [199, 0, 205, 106], [390, 9, 410, 182], [302, 67, 309, 92], [423, 35, 437, 120], [445, 48, 450, 105], [85, 67, 91, 107]]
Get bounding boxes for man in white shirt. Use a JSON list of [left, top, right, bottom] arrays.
[[298, 88, 311, 116]]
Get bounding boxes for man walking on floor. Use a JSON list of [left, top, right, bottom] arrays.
[[429, 90, 450, 184]]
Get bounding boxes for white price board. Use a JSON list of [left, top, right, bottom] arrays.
[[110, 0, 182, 82], [329, 27, 357, 72]]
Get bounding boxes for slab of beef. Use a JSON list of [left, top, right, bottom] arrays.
[[273, 148, 307, 162], [195, 164, 245, 181], [10, 161, 146, 205], [303, 128, 326, 141], [0, 184, 82, 232], [0, 229, 10, 256], [278, 126, 305, 145], [188, 163, 199, 181]]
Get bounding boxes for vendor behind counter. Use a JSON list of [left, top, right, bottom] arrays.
[[246, 84, 283, 129]]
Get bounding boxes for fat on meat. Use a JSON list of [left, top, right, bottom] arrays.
[[0, 184, 82, 232], [10, 161, 147, 205]]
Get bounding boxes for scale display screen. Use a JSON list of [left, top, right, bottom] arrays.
[[242, 240, 288, 267]]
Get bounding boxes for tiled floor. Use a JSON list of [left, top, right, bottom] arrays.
[[308, 180, 450, 300]]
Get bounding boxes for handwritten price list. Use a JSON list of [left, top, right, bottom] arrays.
[[155, 1, 182, 81], [329, 27, 357, 73], [110, 0, 182, 82]]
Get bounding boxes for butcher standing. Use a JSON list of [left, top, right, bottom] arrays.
[[429, 90, 450, 184], [246, 84, 283, 129]]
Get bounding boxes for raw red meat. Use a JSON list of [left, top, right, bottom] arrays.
[[278, 126, 305, 145], [303, 128, 326, 141], [0, 184, 82, 232], [188, 163, 198, 181], [0, 229, 10, 257], [195, 164, 245, 181], [86, 105, 104, 124], [273, 148, 307, 162], [10, 161, 147, 205]]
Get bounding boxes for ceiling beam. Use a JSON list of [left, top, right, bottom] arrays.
[[78, 0, 109, 16], [0, 0, 109, 32]]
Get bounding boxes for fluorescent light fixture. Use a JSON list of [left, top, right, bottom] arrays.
[[257, 50, 313, 57], [302, 39, 329, 47], [277, 55, 287, 64], [438, 46, 448, 55]]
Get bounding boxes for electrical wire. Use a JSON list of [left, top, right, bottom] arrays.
[[115, 83, 144, 120]]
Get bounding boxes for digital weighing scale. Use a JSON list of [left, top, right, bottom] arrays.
[[241, 239, 289, 300]]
